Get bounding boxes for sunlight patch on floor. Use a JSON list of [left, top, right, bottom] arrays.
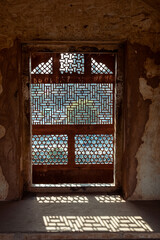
[[33, 183, 114, 187], [95, 195, 125, 203], [43, 215, 153, 232], [36, 195, 88, 203], [36, 195, 125, 203]]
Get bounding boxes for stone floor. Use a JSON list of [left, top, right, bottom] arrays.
[[0, 194, 160, 239]]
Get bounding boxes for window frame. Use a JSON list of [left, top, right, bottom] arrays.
[[21, 42, 124, 193]]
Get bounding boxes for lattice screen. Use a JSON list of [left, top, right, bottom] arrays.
[[91, 58, 113, 74], [31, 57, 53, 74], [31, 83, 113, 125], [32, 134, 68, 165], [59, 53, 84, 74], [75, 134, 113, 165], [31, 53, 115, 182]]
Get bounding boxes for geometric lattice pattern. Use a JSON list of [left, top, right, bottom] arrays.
[[59, 53, 84, 74], [91, 58, 113, 74], [31, 83, 113, 125], [43, 215, 153, 232], [32, 135, 68, 165], [31, 57, 53, 74], [75, 134, 113, 164]]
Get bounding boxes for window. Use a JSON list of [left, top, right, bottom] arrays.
[[30, 52, 116, 184]]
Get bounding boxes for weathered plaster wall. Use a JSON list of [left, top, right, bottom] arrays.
[[0, 0, 159, 200], [131, 60, 160, 200], [0, 125, 9, 200], [123, 43, 160, 200], [0, 42, 21, 200]]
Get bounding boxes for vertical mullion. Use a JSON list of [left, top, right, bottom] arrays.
[[84, 54, 91, 80], [68, 133, 75, 167], [112, 80, 115, 166], [53, 53, 60, 82]]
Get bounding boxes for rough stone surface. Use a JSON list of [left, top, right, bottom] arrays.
[[0, 166, 9, 200], [0, 0, 160, 51]]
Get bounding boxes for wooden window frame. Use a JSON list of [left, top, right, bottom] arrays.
[[31, 53, 115, 184], [21, 42, 124, 193]]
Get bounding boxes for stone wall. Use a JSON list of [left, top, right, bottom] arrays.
[[0, 0, 159, 200]]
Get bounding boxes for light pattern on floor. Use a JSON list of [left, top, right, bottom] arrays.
[[95, 195, 125, 203], [36, 195, 125, 204], [37, 196, 88, 203], [33, 183, 113, 187], [43, 216, 153, 232]]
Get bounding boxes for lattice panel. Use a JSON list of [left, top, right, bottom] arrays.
[[60, 53, 84, 74], [31, 83, 113, 125], [91, 58, 113, 74], [32, 134, 68, 165], [75, 134, 113, 164], [31, 57, 53, 74]]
